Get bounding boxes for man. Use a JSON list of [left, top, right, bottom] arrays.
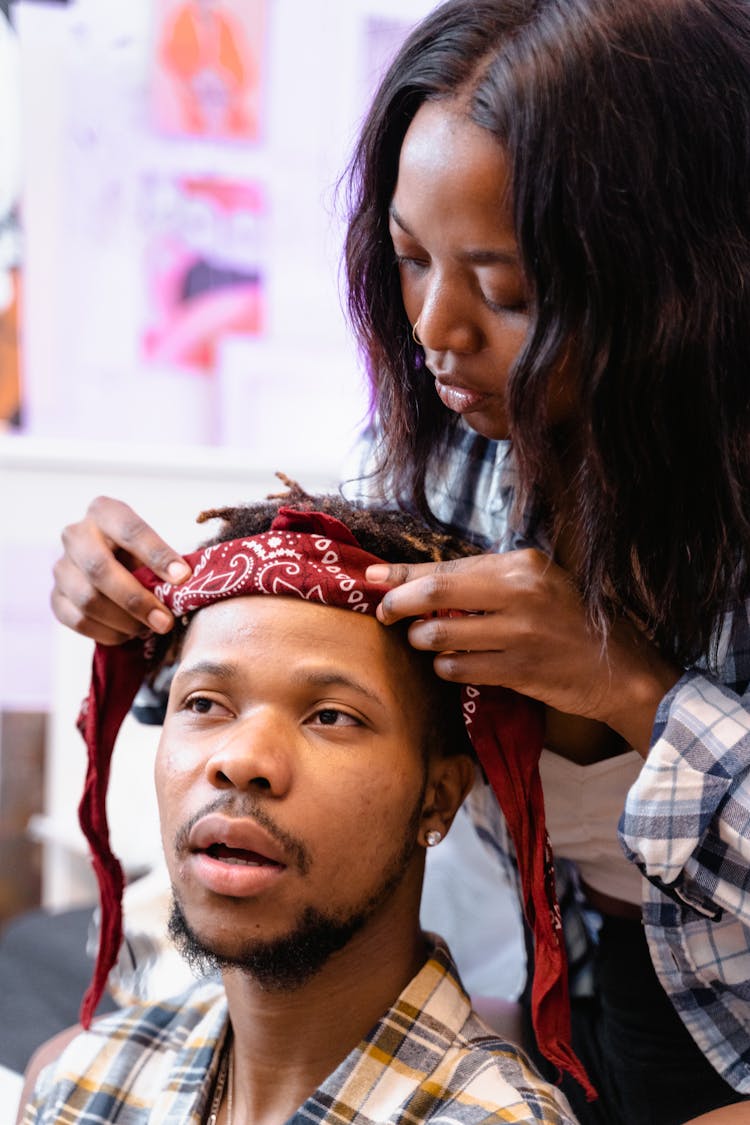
[[20, 490, 577, 1124]]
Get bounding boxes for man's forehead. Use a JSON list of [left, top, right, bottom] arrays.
[[174, 594, 425, 697], [178, 595, 408, 685], [182, 593, 373, 642]]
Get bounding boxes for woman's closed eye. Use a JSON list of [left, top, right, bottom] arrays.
[[394, 252, 429, 271], [482, 293, 529, 315]]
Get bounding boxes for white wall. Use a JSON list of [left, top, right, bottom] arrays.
[[15, 0, 434, 446]]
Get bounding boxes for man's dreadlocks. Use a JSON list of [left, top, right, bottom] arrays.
[[197, 474, 483, 567]]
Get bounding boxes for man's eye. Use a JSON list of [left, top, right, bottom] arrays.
[[185, 696, 220, 715], [313, 708, 360, 727]]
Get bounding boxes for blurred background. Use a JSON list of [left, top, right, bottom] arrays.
[[0, 0, 524, 1110]]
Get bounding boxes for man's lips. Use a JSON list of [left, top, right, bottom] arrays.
[[188, 813, 289, 868], [186, 813, 289, 897]]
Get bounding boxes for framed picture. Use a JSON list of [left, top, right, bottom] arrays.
[[141, 174, 266, 374], [152, 0, 266, 142]]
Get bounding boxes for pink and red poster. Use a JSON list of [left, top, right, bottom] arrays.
[[142, 175, 265, 373]]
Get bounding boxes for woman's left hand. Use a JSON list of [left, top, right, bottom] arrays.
[[367, 550, 680, 755]]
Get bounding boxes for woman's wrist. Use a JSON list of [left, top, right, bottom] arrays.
[[606, 649, 681, 756]]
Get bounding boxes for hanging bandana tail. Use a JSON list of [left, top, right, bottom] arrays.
[[77, 639, 151, 1027], [461, 683, 597, 1101]]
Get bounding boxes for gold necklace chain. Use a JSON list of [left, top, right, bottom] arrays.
[[227, 1046, 234, 1124], [207, 1036, 233, 1125]]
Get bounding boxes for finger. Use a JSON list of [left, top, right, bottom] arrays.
[[50, 587, 145, 647], [85, 496, 191, 584], [432, 650, 517, 687], [407, 614, 504, 654], [376, 564, 504, 625], [52, 554, 165, 639], [54, 536, 176, 636], [365, 560, 444, 587]]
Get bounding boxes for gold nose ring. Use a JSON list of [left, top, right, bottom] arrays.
[[412, 320, 423, 346]]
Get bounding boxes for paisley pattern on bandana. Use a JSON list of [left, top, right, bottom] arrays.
[[151, 532, 379, 617]]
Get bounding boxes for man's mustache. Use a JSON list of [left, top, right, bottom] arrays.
[[173, 793, 311, 875]]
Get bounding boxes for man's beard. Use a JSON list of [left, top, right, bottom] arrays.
[[167, 788, 425, 991]]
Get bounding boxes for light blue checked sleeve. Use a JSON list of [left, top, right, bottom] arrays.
[[620, 603, 750, 922], [618, 602, 750, 1091]]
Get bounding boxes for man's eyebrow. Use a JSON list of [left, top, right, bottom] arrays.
[[388, 204, 520, 266], [291, 669, 387, 707], [172, 659, 239, 685], [172, 660, 387, 706]]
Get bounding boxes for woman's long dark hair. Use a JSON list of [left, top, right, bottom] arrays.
[[345, 0, 750, 665]]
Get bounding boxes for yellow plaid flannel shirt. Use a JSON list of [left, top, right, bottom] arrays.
[[23, 937, 576, 1124]]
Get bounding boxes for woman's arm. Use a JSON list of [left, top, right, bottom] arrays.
[[370, 554, 750, 922], [620, 663, 750, 922], [368, 550, 680, 754]]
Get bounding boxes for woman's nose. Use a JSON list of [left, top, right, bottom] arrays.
[[416, 272, 484, 355], [205, 710, 293, 796]]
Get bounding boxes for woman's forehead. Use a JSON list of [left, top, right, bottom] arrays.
[[393, 100, 515, 236]]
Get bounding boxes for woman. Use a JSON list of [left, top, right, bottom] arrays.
[[51, 2, 750, 1121]]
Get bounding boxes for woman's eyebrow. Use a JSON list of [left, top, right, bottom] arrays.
[[388, 204, 519, 265], [388, 203, 410, 232], [462, 248, 520, 266]]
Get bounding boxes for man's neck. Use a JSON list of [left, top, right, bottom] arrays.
[[221, 906, 428, 1125]]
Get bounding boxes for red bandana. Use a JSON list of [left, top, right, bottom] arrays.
[[76, 507, 595, 1099]]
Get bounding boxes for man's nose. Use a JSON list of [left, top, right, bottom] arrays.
[[204, 709, 293, 796]]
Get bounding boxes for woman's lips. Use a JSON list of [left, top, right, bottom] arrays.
[[434, 378, 490, 415]]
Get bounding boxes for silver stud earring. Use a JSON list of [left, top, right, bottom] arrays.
[[425, 829, 443, 847], [412, 320, 423, 346]]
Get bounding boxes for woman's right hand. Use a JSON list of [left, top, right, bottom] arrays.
[[51, 496, 192, 645]]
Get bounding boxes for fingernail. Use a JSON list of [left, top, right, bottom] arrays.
[[377, 594, 393, 622], [147, 608, 172, 633], [167, 560, 190, 582], [366, 565, 389, 582]]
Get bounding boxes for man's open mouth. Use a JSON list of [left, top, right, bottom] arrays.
[[203, 842, 284, 868]]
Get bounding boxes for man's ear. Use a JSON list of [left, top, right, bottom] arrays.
[[418, 754, 475, 848]]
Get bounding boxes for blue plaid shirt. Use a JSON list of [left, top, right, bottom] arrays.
[[345, 419, 750, 1094]]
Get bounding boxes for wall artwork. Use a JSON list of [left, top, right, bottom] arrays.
[[141, 174, 265, 375], [152, 0, 266, 142]]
